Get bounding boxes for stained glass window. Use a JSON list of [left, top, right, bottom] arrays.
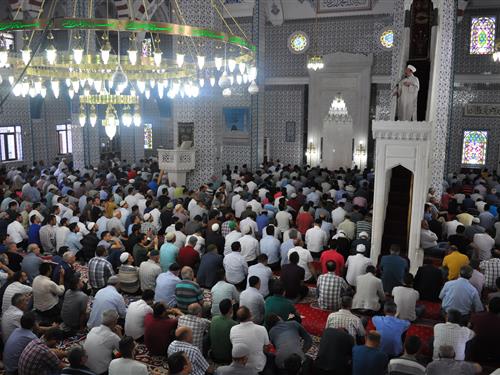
[[461, 131, 487, 165], [288, 31, 309, 54], [470, 17, 496, 55], [380, 29, 394, 49], [144, 123, 153, 149]]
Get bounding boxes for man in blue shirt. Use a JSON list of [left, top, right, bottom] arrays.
[[65, 223, 83, 256], [155, 263, 181, 307], [27, 215, 42, 246], [3, 311, 38, 375], [352, 331, 389, 375], [440, 265, 484, 317], [87, 275, 127, 328], [280, 229, 298, 266], [372, 301, 410, 357], [160, 232, 179, 272], [21, 243, 43, 282], [379, 245, 408, 293]]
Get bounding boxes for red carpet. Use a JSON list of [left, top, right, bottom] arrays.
[[295, 303, 330, 336]]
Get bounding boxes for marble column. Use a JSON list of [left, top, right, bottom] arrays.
[[427, 0, 456, 196], [250, 0, 265, 168], [171, 0, 223, 188]]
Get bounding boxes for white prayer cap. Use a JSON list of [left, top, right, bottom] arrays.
[[472, 217, 480, 224], [211, 223, 220, 232], [407, 65, 416, 73], [87, 222, 95, 231], [120, 252, 130, 264], [359, 231, 369, 239], [356, 244, 366, 253], [143, 213, 152, 221]]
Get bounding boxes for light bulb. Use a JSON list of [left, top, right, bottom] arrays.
[[111, 67, 128, 93], [8, 76, 14, 86], [248, 80, 259, 95], [68, 87, 74, 99], [222, 88, 231, 97], [149, 79, 156, 88], [192, 85, 199, 98], [79, 111, 86, 127], [122, 107, 132, 127], [83, 84, 90, 97], [197, 55, 205, 70], [229, 75, 234, 86], [214, 57, 223, 71], [218, 71, 229, 88], [73, 47, 84, 64], [248, 66, 257, 81], [71, 80, 80, 93], [199, 78, 205, 87], [236, 75, 242, 85], [22, 81, 29, 93], [89, 105, 97, 127], [46, 44, 57, 64], [133, 106, 141, 127], [40, 86, 47, 98], [79, 78, 86, 87], [29, 86, 36, 97], [101, 41, 111, 64], [105, 105, 116, 127], [137, 80, 146, 93], [51, 80, 59, 98], [238, 62, 246, 75], [157, 82, 164, 98], [104, 121, 117, 139], [128, 48, 138, 65], [34, 80, 42, 93], [209, 77, 215, 87], [145, 88, 150, 99], [0, 47, 8, 67], [153, 50, 162, 67], [0, 75, 2, 85], [21, 47, 31, 65], [242, 73, 248, 84], [176, 53, 185, 67], [227, 58, 236, 73], [65, 78, 71, 87], [13, 84, 21, 96]]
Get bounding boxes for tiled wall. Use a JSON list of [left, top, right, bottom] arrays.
[[264, 14, 393, 78], [264, 85, 305, 165]]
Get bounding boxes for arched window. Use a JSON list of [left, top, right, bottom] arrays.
[[461, 130, 488, 165], [470, 16, 496, 55]]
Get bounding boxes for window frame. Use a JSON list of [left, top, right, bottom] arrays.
[[0, 126, 22, 162], [56, 124, 72, 155], [461, 129, 488, 167]]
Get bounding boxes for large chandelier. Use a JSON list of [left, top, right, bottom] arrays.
[[307, 11, 324, 71], [0, 2, 258, 137], [325, 93, 350, 123]]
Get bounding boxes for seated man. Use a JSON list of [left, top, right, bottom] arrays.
[[468, 297, 500, 362], [239, 276, 265, 324], [264, 280, 301, 324], [87, 276, 127, 329], [215, 343, 258, 375], [178, 303, 211, 353], [326, 296, 365, 343], [433, 309, 475, 361], [352, 331, 389, 375], [61, 346, 96, 375], [387, 336, 426, 375], [3, 311, 38, 375], [61, 275, 89, 334], [124, 289, 154, 340], [175, 266, 204, 313], [426, 345, 481, 375], [109, 336, 148, 375], [280, 251, 309, 301], [372, 301, 411, 358], [144, 302, 180, 356], [84, 309, 122, 375], [32, 262, 65, 323], [168, 326, 213, 375], [392, 273, 422, 322]]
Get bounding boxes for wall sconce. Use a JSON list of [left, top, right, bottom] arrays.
[[354, 140, 367, 169], [305, 139, 317, 166]]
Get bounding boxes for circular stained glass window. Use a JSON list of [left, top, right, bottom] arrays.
[[288, 31, 309, 54], [380, 29, 394, 49]]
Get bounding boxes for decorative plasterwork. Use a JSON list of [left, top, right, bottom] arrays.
[[372, 121, 432, 141]]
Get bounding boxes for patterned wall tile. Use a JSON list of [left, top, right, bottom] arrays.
[[264, 85, 305, 165]]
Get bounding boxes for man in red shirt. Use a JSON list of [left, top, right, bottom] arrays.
[[177, 236, 200, 270], [296, 203, 314, 236], [320, 243, 345, 276], [144, 302, 181, 355]]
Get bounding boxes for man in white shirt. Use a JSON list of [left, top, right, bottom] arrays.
[[7, 214, 28, 247], [224, 223, 242, 255], [1, 293, 29, 343], [392, 273, 420, 321], [352, 265, 385, 312], [223, 242, 248, 288], [444, 219, 461, 239], [32, 262, 65, 321], [288, 240, 316, 282], [247, 254, 273, 297], [230, 306, 270, 373], [305, 219, 328, 256], [84, 309, 122, 375], [108, 336, 148, 375], [259, 225, 281, 268], [433, 309, 475, 360], [124, 290, 154, 340], [240, 276, 265, 324], [275, 208, 293, 233], [345, 244, 373, 286], [234, 196, 248, 219], [331, 203, 347, 228], [473, 232, 494, 261], [238, 227, 260, 264]]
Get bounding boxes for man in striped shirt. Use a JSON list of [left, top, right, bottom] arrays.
[[175, 266, 204, 313]]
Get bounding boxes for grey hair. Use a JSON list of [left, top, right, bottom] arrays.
[[27, 244, 38, 253], [188, 236, 198, 246], [62, 251, 74, 262], [187, 303, 202, 316], [181, 266, 194, 280], [102, 309, 119, 326], [289, 229, 298, 239], [438, 345, 455, 359]]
